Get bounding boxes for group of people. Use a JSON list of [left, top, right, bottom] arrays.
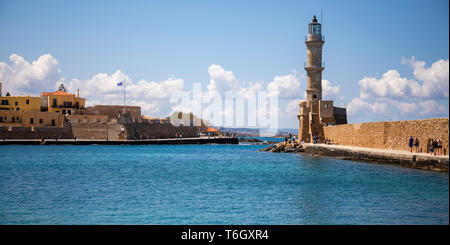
[[428, 138, 444, 156], [408, 136, 445, 155], [284, 134, 297, 144]]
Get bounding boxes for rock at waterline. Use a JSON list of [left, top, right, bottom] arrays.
[[259, 142, 305, 153]]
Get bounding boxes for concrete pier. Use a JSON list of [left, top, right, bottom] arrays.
[[0, 137, 239, 145], [261, 142, 449, 172]]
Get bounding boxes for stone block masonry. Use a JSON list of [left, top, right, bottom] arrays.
[[323, 118, 449, 155], [260, 142, 449, 172], [0, 122, 74, 139]]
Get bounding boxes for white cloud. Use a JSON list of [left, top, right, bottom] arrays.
[[406, 57, 449, 98], [359, 57, 449, 100], [127, 77, 184, 99], [67, 71, 185, 118], [358, 70, 422, 99], [390, 101, 418, 115], [0, 53, 63, 95], [67, 70, 131, 99], [207, 64, 240, 93], [348, 57, 449, 123], [347, 98, 389, 116], [266, 74, 301, 99], [418, 100, 448, 116], [322, 79, 341, 100], [283, 99, 300, 117]]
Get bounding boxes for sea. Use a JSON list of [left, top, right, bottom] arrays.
[[0, 139, 448, 225]]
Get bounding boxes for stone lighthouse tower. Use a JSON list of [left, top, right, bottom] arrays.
[[298, 15, 347, 143]]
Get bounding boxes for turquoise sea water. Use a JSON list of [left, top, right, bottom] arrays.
[[0, 143, 448, 224]]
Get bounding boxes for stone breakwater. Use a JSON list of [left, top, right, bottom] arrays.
[[261, 142, 449, 172]]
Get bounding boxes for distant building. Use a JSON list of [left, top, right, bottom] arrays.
[[205, 127, 220, 136], [84, 105, 142, 123], [0, 83, 41, 113], [142, 115, 170, 124], [0, 83, 63, 127], [298, 16, 347, 143], [41, 89, 86, 115]]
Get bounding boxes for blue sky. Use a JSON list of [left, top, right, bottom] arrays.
[[0, 0, 448, 128]]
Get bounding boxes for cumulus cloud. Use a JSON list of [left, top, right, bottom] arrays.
[[347, 98, 389, 116], [347, 57, 449, 122], [359, 57, 449, 100], [417, 100, 448, 116], [0, 53, 63, 95], [207, 64, 240, 93], [322, 79, 341, 100], [67, 70, 131, 99], [283, 99, 300, 117], [390, 101, 418, 115], [127, 77, 184, 99], [67, 71, 185, 117], [266, 74, 301, 99], [405, 57, 449, 98]]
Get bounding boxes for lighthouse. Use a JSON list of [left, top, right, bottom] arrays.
[[298, 15, 347, 143], [305, 15, 324, 102]]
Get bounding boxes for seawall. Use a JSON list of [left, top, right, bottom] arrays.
[[323, 118, 449, 154], [0, 137, 239, 145], [261, 142, 449, 172]]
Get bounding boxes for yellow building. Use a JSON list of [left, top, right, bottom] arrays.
[[41, 89, 86, 115], [0, 95, 41, 112], [0, 111, 63, 127]]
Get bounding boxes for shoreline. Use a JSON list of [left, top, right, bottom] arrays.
[[261, 142, 449, 172], [0, 137, 239, 145]]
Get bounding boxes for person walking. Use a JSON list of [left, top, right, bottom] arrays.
[[437, 139, 442, 156], [429, 139, 434, 155], [414, 137, 420, 153], [432, 139, 438, 156], [409, 136, 414, 153]]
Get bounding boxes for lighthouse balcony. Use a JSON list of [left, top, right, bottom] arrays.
[[304, 61, 325, 69], [305, 34, 325, 42]]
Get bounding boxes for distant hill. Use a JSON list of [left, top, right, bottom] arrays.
[[220, 127, 297, 137]]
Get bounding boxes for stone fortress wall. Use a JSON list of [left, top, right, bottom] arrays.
[[70, 122, 126, 140], [323, 118, 449, 154], [124, 123, 201, 140], [0, 122, 74, 139]]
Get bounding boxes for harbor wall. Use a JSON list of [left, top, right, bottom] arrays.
[[0, 122, 74, 139], [71, 122, 125, 140], [323, 118, 449, 155], [123, 123, 201, 140], [1, 121, 203, 140]]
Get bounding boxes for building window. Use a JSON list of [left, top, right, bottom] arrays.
[[16, 108, 20, 111], [16, 117, 19, 121], [324, 104, 328, 108], [68, 110, 71, 115], [62, 109, 66, 114], [26, 99, 29, 105], [51, 119, 56, 126], [15, 101, 18, 106], [12, 117, 15, 123], [313, 94, 317, 99], [39, 119, 43, 124], [52, 98, 57, 107], [1, 100, 8, 105], [30, 118, 34, 124]]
